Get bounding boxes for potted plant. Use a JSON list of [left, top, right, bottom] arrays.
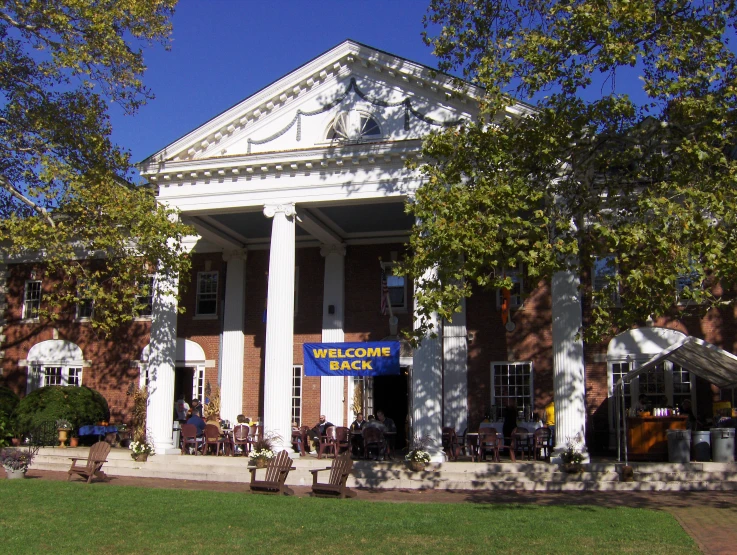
[[56, 419, 72, 448], [130, 439, 155, 462], [560, 437, 586, 473], [405, 435, 432, 472], [249, 433, 277, 468], [1, 447, 37, 479]]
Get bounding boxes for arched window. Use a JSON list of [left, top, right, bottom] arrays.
[[25, 340, 85, 393], [326, 111, 381, 142]]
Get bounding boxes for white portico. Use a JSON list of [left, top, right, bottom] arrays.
[[137, 40, 585, 459]]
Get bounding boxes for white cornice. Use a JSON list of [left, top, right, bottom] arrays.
[[138, 40, 483, 169]]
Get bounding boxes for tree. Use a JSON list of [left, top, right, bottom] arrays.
[[402, 0, 737, 342], [0, 1, 191, 335]]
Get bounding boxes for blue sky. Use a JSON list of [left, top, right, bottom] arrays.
[[111, 1, 438, 171]]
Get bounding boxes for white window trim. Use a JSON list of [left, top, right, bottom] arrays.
[[380, 262, 408, 314], [134, 275, 155, 320], [495, 266, 524, 309], [324, 110, 383, 143], [75, 283, 94, 321], [195, 271, 219, 317], [27, 364, 84, 393], [292, 364, 303, 426], [490, 361, 534, 415], [22, 280, 42, 321], [592, 256, 620, 306]]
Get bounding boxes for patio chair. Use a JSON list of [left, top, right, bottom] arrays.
[[310, 453, 356, 498], [249, 450, 296, 495], [203, 424, 227, 456], [318, 426, 337, 459], [441, 427, 462, 461], [363, 426, 386, 460], [335, 427, 351, 456], [532, 427, 553, 462], [477, 430, 501, 462], [67, 441, 111, 483], [511, 427, 533, 462], [232, 424, 251, 456], [181, 423, 203, 455]]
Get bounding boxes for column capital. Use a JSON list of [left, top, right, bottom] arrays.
[[320, 244, 346, 258], [222, 249, 248, 263], [263, 203, 296, 219]]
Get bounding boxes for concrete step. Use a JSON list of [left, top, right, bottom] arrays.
[[30, 447, 737, 492]]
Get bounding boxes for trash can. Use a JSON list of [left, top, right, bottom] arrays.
[[710, 428, 735, 463], [667, 429, 691, 463], [172, 420, 181, 451], [691, 430, 711, 462]]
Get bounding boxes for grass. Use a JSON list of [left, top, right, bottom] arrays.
[[0, 480, 698, 554]]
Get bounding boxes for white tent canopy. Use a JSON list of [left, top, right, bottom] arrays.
[[615, 334, 737, 462]]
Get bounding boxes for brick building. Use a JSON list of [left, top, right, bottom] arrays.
[[2, 41, 733, 459]]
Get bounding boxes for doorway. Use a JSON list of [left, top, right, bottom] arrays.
[[372, 366, 409, 451], [174, 366, 202, 409]]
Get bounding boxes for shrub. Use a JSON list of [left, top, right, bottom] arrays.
[[15, 386, 110, 433], [0, 386, 20, 418]]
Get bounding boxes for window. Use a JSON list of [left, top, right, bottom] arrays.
[[76, 281, 93, 320], [196, 271, 218, 316], [23, 280, 41, 320], [491, 362, 533, 413], [380, 264, 407, 313], [593, 256, 620, 304], [495, 267, 523, 309], [36, 365, 82, 388], [607, 360, 694, 411], [135, 276, 154, 317], [326, 111, 382, 142], [610, 361, 632, 415], [292, 365, 302, 427]]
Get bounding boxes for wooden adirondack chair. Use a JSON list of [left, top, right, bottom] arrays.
[[310, 453, 356, 499], [248, 450, 295, 495], [67, 441, 111, 483]]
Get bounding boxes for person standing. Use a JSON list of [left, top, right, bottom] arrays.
[[350, 413, 367, 457], [544, 396, 555, 444]]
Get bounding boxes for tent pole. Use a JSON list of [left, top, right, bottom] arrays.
[[616, 381, 621, 462]]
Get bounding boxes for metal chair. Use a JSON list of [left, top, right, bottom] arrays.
[[203, 424, 226, 456], [532, 427, 553, 461], [441, 427, 462, 461], [232, 424, 251, 456], [180, 423, 203, 455]]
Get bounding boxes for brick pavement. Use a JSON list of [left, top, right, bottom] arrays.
[[12, 470, 737, 554]]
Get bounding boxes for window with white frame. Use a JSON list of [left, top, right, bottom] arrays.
[[495, 267, 523, 309], [34, 365, 83, 389], [381, 264, 407, 313], [196, 271, 218, 316], [593, 256, 620, 304], [491, 362, 533, 412], [23, 280, 42, 320], [292, 365, 302, 426], [610, 361, 632, 415], [76, 281, 93, 320], [607, 360, 694, 412], [135, 276, 154, 317], [326, 111, 382, 142]]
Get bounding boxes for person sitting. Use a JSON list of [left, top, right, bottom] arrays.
[[206, 413, 223, 435], [307, 414, 334, 453], [376, 411, 396, 457], [186, 410, 206, 438]]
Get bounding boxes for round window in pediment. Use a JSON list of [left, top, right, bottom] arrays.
[[326, 111, 382, 143]]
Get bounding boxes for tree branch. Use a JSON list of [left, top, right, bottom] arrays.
[[0, 175, 55, 227]]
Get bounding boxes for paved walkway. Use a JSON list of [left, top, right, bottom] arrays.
[[18, 470, 737, 554]]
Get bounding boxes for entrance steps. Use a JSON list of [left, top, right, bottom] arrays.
[[29, 447, 737, 492]]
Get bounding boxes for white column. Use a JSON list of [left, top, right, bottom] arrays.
[[147, 272, 179, 454], [220, 250, 247, 424], [551, 270, 588, 460], [320, 244, 346, 426], [411, 267, 445, 461], [263, 203, 296, 452], [443, 297, 468, 434]]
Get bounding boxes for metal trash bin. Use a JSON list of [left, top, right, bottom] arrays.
[[667, 429, 691, 463], [172, 420, 181, 451], [691, 430, 711, 461], [710, 428, 735, 463]]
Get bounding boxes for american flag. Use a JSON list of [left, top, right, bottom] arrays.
[[380, 269, 389, 315]]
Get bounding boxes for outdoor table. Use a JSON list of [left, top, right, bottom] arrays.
[[78, 425, 118, 444]]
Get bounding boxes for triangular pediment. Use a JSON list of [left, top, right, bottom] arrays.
[[139, 40, 493, 172]]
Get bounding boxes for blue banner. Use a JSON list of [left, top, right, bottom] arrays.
[[303, 341, 400, 377]]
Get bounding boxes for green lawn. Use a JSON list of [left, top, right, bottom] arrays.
[[0, 480, 697, 554]]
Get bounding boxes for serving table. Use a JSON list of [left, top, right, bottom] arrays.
[[626, 415, 688, 461]]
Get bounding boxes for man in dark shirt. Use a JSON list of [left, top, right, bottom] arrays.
[[350, 413, 367, 457], [307, 414, 334, 453], [186, 412, 206, 437]]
